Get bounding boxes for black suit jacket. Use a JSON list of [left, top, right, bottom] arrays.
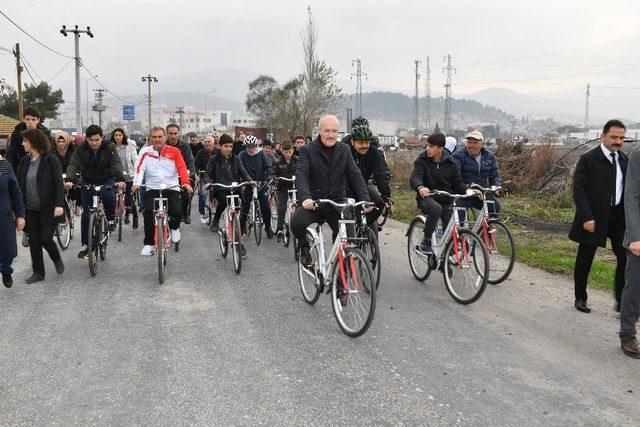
[[569, 145, 628, 247], [17, 153, 65, 228]]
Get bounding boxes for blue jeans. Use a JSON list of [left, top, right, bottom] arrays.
[[0, 256, 14, 275], [241, 185, 270, 231], [198, 187, 208, 215], [80, 178, 116, 245]]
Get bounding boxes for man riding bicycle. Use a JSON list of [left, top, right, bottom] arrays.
[[269, 140, 297, 243], [203, 134, 253, 256], [291, 115, 372, 267], [166, 124, 196, 224], [64, 125, 126, 259], [132, 127, 192, 256], [195, 136, 218, 224], [345, 125, 393, 228], [238, 135, 273, 238]]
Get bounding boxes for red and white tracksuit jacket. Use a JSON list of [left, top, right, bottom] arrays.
[[133, 145, 190, 191]]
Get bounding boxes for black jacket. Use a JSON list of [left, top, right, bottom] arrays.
[[6, 122, 53, 173], [569, 146, 628, 247], [409, 151, 467, 205], [296, 136, 369, 202], [347, 143, 391, 199], [189, 142, 203, 159], [270, 155, 298, 191], [17, 153, 65, 227], [54, 144, 75, 173], [204, 153, 251, 186], [195, 148, 216, 174], [168, 139, 195, 173], [66, 140, 125, 182]]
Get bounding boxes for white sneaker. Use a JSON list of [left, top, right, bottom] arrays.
[[170, 228, 181, 243], [140, 245, 154, 256], [200, 215, 208, 224]]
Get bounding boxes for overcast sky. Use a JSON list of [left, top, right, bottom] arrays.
[[2, 0, 640, 118]]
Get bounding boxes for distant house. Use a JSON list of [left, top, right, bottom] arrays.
[[0, 114, 19, 157]]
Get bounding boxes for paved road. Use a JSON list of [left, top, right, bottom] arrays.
[[1, 215, 639, 424]]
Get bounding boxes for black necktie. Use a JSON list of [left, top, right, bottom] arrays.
[[611, 152, 617, 206]]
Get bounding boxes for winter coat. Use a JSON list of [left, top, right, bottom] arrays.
[[6, 122, 53, 173], [54, 144, 75, 173], [17, 153, 65, 229], [296, 136, 369, 203], [0, 159, 25, 258], [346, 144, 391, 199], [65, 140, 125, 182], [409, 150, 467, 205], [569, 145, 628, 247], [204, 153, 251, 186], [270, 155, 298, 191], [195, 148, 216, 174], [238, 150, 270, 182], [114, 141, 138, 179], [451, 147, 501, 187]]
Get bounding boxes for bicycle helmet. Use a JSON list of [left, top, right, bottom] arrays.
[[351, 125, 374, 141], [351, 116, 369, 128], [244, 135, 260, 147]]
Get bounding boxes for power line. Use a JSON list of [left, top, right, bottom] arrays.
[[81, 62, 129, 104], [0, 10, 73, 58], [20, 53, 44, 84], [48, 58, 74, 83], [21, 60, 38, 85], [43, 0, 68, 23]]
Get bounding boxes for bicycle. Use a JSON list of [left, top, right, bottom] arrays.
[[270, 176, 298, 254], [353, 206, 381, 290], [79, 183, 113, 277], [145, 184, 183, 284], [197, 170, 212, 225], [246, 181, 265, 245], [406, 190, 490, 304], [297, 199, 377, 337], [212, 181, 251, 274], [56, 174, 76, 250], [467, 184, 516, 285], [115, 172, 134, 242]]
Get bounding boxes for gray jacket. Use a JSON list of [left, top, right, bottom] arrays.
[[624, 150, 640, 249]]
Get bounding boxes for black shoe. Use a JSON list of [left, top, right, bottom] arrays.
[[276, 231, 284, 243], [124, 216, 130, 225], [53, 258, 65, 275], [108, 221, 116, 232], [25, 273, 45, 284], [2, 274, 12, 288], [575, 299, 591, 313], [210, 223, 219, 233], [266, 227, 274, 239], [417, 241, 433, 254], [184, 215, 191, 224], [300, 246, 314, 268], [240, 245, 247, 259], [78, 245, 89, 259], [22, 233, 29, 248], [132, 215, 139, 230]]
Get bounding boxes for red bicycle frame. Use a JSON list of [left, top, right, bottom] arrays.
[[153, 212, 171, 252]]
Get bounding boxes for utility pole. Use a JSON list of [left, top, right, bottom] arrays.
[[351, 59, 367, 117], [176, 106, 185, 132], [92, 88, 107, 128], [142, 74, 158, 131], [414, 59, 421, 136], [13, 43, 24, 119], [60, 25, 94, 137], [584, 83, 590, 139], [425, 56, 431, 133], [442, 55, 456, 135]]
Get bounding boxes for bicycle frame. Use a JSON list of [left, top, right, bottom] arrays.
[[153, 191, 171, 251]]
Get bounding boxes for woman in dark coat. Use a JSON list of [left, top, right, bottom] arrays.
[[0, 155, 25, 288], [17, 128, 65, 284]]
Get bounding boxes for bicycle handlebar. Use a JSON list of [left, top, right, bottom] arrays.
[[211, 181, 252, 190], [426, 189, 478, 199], [315, 199, 375, 209], [145, 184, 183, 191], [469, 184, 503, 193], [272, 176, 296, 183]]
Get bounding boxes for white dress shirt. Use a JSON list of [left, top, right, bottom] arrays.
[[600, 143, 623, 205]]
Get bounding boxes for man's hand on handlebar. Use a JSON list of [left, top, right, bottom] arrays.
[[418, 186, 430, 198], [182, 185, 193, 194], [302, 199, 316, 211], [64, 182, 74, 190], [116, 182, 126, 190], [132, 184, 140, 193], [203, 183, 212, 190]]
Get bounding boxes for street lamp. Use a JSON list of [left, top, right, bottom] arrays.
[[204, 90, 215, 133], [82, 74, 98, 128]]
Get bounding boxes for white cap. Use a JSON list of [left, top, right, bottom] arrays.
[[465, 130, 484, 141], [445, 136, 457, 153]]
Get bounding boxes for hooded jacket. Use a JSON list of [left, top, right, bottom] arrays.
[[409, 150, 467, 205], [345, 140, 391, 199], [6, 122, 52, 173], [65, 140, 125, 182]]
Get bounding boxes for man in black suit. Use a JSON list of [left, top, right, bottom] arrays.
[[569, 119, 628, 313]]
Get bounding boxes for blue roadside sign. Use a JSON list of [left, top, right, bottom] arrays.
[[123, 105, 135, 121]]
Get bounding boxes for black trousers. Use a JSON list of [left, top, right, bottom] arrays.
[[211, 190, 232, 227], [574, 206, 626, 302], [291, 206, 340, 248], [124, 182, 138, 218], [417, 198, 453, 243], [366, 185, 385, 226], [143, 190, 182, 245], [25, 209, 61, 276], [275, 189, 288, 231]]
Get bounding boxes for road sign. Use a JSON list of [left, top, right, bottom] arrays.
[[123, 105, 135, 121]]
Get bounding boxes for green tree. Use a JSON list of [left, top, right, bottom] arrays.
[[0, 82, 64, 120]]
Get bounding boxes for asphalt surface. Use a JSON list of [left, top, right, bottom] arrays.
[[1, 212, 639, 425]]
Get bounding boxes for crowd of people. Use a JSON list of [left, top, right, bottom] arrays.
[[0, 106, 639, 359]]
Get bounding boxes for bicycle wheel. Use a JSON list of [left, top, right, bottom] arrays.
[[117, 210, 123, 242], [377, 206, 388, 227], [485, 220, 516, 285], [88, 213, 99, 276], [157, 219, 165, 284], [67, 199, 76, 239], [231, 214, 242, 274], [360, 226, 381, 289], [442, 229, 489, 304], [269, 194, 278, 234], [298, 231, 322, 305], [218, 216, 229, 258], [99, 216, 108, 261], [283, 224, 291, 247], [56, 204, 72, 250], [254, 200, 262, 245], [204, 204, 212, 226], [331, 247, 376, 337], [407, 216, 432, 281]]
